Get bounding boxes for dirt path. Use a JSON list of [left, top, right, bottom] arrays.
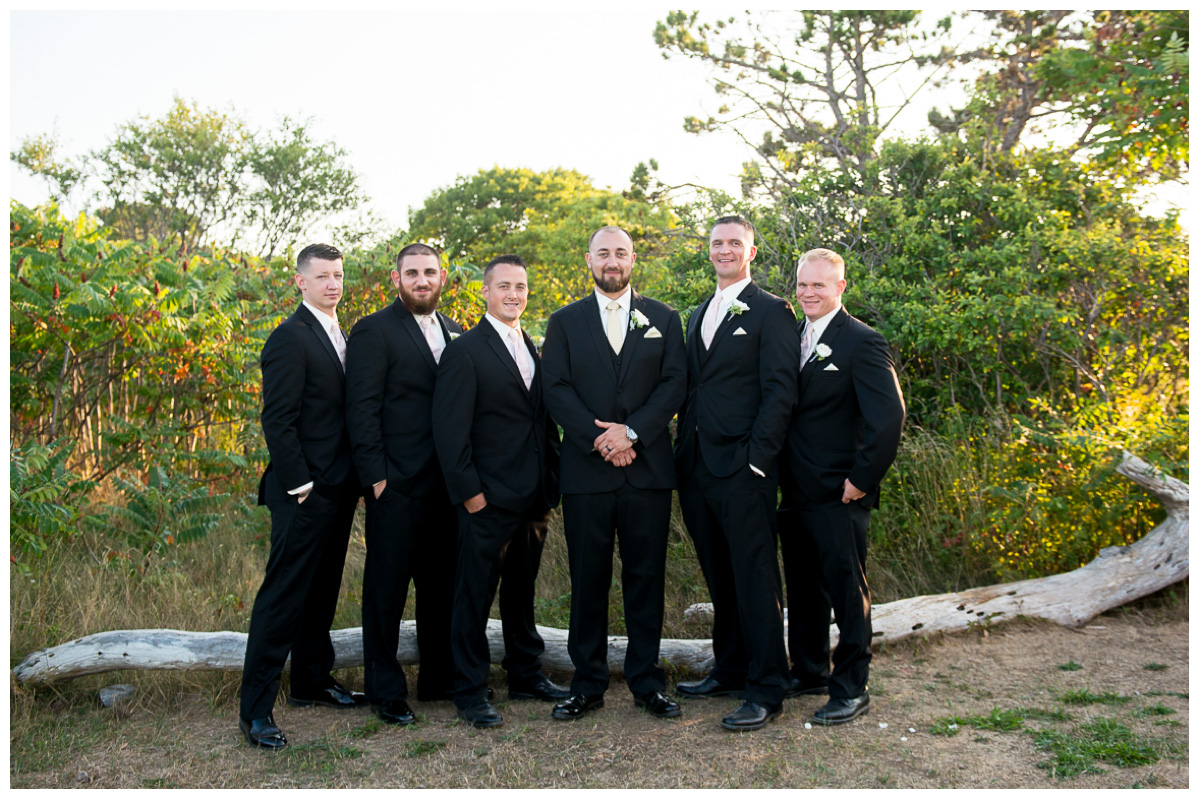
[[9, 608, 1188, 789]]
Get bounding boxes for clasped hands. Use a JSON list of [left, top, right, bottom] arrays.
[[593, 419, 635, 467]]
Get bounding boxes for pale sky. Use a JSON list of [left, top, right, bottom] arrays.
[[6, 6, 1186, 238]]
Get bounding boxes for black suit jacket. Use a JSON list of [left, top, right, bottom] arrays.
[[540, 291, 686, 494], [782, 306, 906, 505], [432, 317, 560, 514], [674, 281, 800, 480], [257, 303, 357, 503], [344, 298, 463, 497]]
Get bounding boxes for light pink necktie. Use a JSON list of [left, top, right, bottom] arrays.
[[509, 328, 533, 390], [801, 324, 815, 365], [331, 321, 346, 366], [420, 315, 443, 364]]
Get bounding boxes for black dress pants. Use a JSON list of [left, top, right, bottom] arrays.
[[678, 456, 789, 709], [777, 489, 873, 700], [561, 486, 671, 697], [361, 485, 457, 703], [240, 474, 359, 720], [450, 502, 549, 710]]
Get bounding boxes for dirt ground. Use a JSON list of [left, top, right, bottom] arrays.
[[9, 606, 1189, 789]]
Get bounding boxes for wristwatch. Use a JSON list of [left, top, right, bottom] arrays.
[[625, 426, 639, 444]]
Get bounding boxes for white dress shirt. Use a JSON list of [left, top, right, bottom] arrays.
[[484, 313, 535, 387], [595, 285, 632, 347], [701, 276, 753, 349], [802, 305, 841, 365]]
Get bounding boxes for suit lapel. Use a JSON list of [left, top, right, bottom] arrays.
[[581, 294, 619, 382], [799, 307, 848, 395], [703, 282, 756, 363], [296, 303, 344, 377], [480, 316, 532, 400], [394, 300, 439, 374], [616, 292, 646, 386]]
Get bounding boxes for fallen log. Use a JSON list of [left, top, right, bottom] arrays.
[[11, 451, 1186, 686]]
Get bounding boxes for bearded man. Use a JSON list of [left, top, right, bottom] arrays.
[[345, 242, 464, 725]]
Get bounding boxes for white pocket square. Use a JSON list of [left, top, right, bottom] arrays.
[[733, 327, 748, 336], [823, 363, 839, 371], [644, 327, 662, 339]]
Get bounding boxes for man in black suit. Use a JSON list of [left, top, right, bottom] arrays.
[[239, 243, 365, 750], [539, 226, 686, 722], [432, 255, 569, 728], [345, 242, 464, 726], [673, 216, 800, 731], [778, 248, 905, 725]]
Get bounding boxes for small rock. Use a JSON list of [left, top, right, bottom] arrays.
[[804, 722, 813, 729], [76, 770, 92, 784], [901, 736, 908, 742], [98, 684, 136, 707], [879, 722, 888, 729]]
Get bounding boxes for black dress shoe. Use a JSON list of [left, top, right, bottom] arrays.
[[720, 700, 783, 731], [552, 693, 605, 720], [508, 676, 571, 701], [811, 693, 870, 726], [458, 701, 503, 729], [375, 699, 416, 725], [239, 715, 288, 750], [675, 676, 743, 698], [288, 680, 367, 708], [785, 677, 829, 698], [635, 691, 682, 719]]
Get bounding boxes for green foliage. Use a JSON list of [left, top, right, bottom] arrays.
[[10, 129, 84, 202], [9, 439, 95, 566], [1034, 718, 1159, 777], [1058, 661, 1083, 672], [96, 466, 230, 561], [407, 166, 683, 327], [91, 97, 250, 249], [1061, 689, 1133, 706], [243, 117, 366, 258]]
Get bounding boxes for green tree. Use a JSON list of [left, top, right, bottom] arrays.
[[407, 166, 682, 325], [91, 97, 250, 249], [10, 129, 84, 203], [244, 117, 366, 258]]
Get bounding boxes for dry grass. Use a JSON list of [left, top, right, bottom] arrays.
[[9, 608, 1188, 789]]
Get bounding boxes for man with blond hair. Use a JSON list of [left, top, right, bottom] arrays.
[[778, 247, 906, 726]]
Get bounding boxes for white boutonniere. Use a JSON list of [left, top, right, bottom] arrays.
[[727, 299, 749, 319], [815, 343, 832, 361], [629, 309, 650, 330]]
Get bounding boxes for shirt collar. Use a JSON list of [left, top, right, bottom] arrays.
[[484, 312, 521, 338], [303, 299, 339, 329], [805, 304, 841, 340], [594, 285, 632, 310], [714, 276, 752, 304]]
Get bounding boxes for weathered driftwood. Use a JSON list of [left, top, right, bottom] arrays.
[[11, 451, 1185, 686], [11, 619, 714, 687], [687, 450, 1189, 647]]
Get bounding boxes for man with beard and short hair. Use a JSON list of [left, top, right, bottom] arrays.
[[433, 255, 567, 729], [345, 242, 464, 725], [540, 226, 687, 721]]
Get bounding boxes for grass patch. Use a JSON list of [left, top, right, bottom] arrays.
[[929, 716, 968, 736], [1016, 707, 1071, 722], [1060, 689, 1132, 706], [967, 707, 1026, 731], [402, 739, 448, 758], [1144, 691, 1188, 700], [1034, 718, 1158, 778], [1133, 703, 1176, 718], [1057, 661, 1083, 671], [1142, 663, 1168, 671]]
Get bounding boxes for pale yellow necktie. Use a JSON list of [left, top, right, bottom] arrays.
[[606, 300, 624, 353]]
